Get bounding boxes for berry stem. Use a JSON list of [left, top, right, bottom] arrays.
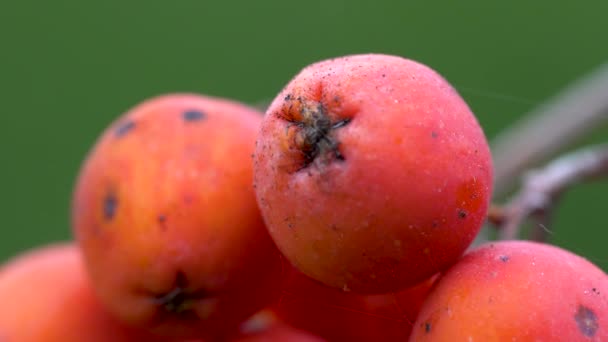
[[491, 62, 608, 197], [489, 143, 608, 240]]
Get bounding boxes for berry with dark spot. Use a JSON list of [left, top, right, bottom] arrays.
[[253, 53, 493, 293], [411, 241, 608, 341], [72, 93, 283, 340]]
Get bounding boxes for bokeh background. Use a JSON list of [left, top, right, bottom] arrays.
[[1, 1, 607, 271]]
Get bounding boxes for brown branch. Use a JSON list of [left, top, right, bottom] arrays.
[[490, 62, 608, 197], [491, 143, 608, 241]]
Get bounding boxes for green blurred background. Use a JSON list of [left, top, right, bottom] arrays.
[[1, 1, 607, 270]]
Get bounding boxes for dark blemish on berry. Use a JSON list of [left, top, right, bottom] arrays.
[[183, 110, 206, 122], [499, 255, 510, 262], [103, 193, 117, 221], [432, 220, 439, 228], [424, 322, 431, 333], [457, 209, 468, 219], [382, 73, 386, 78], [158, 214, 167, 231], [574, 305, 598, 337], [431, 131, 439, 139], [114, 120, 136, 138], [285, 94, 292, 101], [592, 288, 600, 295]]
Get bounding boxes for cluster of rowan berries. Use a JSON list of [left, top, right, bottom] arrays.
[[0, 54, 605, 341]]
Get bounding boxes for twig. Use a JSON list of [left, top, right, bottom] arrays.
[[490, 62, 608, 197], [490, 143, 608, 241]]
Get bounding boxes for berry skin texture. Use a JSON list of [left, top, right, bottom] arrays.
[[272, 263, 438, 342], [181, 309, 327, 342], [410, 241, 608, 341], [71, 93, 282, 340], [253, 53, 493, 293], [234, 323, 326, 342], [0, 243, 163, 342]]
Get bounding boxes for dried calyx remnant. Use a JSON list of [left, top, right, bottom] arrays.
[[151, 271, 207, 320], [281, 94, 351, 170]]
